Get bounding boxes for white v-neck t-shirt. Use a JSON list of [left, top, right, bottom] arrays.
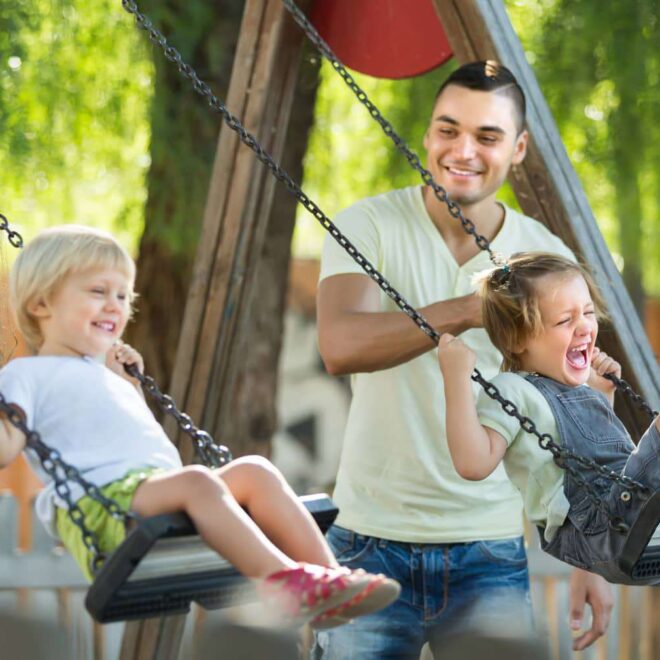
[[320, 185, 574, 543]]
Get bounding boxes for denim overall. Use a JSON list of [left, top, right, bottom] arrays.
[[525, 374, 659, 583]]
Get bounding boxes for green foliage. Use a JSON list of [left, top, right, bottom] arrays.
[[506, 0, 660, 298], [0, 0, 153, 252], [136, 0, 244, 259]]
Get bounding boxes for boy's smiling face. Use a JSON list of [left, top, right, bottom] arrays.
[[32, 267, 133, 358], [516, 272, 598, 386]]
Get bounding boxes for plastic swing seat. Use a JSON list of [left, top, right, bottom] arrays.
[[617, 492, 660, 584], [85, 493, 338, 623]]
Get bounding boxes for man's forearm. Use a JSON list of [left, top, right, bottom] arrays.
[[319, 296, 481, 375]]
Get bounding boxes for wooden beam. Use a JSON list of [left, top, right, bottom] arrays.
[[164, 0, 310, 458], [120, 1, 309, 657], [432, 0, 660, 431]]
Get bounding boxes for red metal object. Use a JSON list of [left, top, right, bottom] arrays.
[[310, 0, 453, 80]]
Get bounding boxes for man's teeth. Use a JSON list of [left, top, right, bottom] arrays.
[[448, 167, 477, 175]]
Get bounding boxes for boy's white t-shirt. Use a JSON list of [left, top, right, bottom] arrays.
[[320, 185, 575, 542], [0, 355, 182, 534]]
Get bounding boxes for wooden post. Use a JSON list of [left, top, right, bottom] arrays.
[[120, 0, 310, 657], [432, 0, 660, 431], [163, 0, 310, 459]]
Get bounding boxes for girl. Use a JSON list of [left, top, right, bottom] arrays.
[[0, 225, 400, 627], [437, 252, 659, 583]]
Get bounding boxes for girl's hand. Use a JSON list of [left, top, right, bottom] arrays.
[[106, 340, 145, 389], [438, 333, 477, 377], [588, 347, 621, 397]]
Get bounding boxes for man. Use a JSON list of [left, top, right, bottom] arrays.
[[313, 61, 613, 658]]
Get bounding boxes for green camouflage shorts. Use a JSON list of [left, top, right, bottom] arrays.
[[56, 468, 163, 581]]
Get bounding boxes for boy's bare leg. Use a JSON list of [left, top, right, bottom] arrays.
[[217, 456, 338, 568], [130, 465, 297, 578]]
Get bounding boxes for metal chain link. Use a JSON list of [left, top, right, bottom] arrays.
[[604, 374, 658, 419], [119, 0, 655, 531], [0, 213, 24, 249], [0, 394, 133, 572], [124, 364, 232, 467], [280, 0, 500, 264]]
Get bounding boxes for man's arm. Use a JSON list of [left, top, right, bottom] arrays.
[[317, 273, 482, 375], [568, 569, 614, 650]]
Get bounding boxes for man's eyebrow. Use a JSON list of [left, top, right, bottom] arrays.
[[434, 114, 459, 126], [434, 115, 507, 135]]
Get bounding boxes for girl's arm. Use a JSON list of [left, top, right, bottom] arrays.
[[587, 347, 620, 407], [105, 341, 146, 400], [438, 334, 508, 481], [0, 406, 27, 468]]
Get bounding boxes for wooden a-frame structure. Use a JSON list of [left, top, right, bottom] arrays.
[[120, 0, 660, 657]]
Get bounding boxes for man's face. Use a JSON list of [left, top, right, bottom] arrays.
[[423, 84, 528, 209]]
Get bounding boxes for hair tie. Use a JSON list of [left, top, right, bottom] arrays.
[[491, 261, 511, 287]]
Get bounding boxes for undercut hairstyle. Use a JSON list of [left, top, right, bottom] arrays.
[[435, 60, 527, 134], [10, 225, 136, 352], [474, 252, 607, 372]]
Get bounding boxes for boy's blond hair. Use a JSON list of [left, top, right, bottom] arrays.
[[10, 225, 136, 352], [475, 252, 607, 372]]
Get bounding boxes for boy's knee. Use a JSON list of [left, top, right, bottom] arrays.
[[232, 455, 285, 483], [182, 464, 226, 496]]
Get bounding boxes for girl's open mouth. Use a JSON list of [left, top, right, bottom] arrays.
[[566, 345, 589, 369]]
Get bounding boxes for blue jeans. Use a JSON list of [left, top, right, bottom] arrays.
[[312, 526, 532, 659]]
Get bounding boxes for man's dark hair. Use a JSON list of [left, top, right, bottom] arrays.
[[435, 60, 526, 134]]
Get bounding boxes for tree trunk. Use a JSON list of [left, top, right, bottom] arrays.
[[222, 48, 321, 458], [125, 0, 245, 387]]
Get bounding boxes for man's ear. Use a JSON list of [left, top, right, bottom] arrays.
[[27, 296, 50, 319], [511, 129, 528, 165]]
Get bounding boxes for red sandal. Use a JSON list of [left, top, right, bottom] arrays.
[[258, 563, 399, 628], [310, 571, 401, 630]]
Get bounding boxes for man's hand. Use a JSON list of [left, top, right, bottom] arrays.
[[568, 569, 614, 651], [441, 292, 483, 335]]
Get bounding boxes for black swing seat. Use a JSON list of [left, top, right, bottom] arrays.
[[85, 493, 338, 623], [616, 492, 660, 585]]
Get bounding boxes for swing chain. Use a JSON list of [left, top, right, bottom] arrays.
[[0, 213, 24, 249], [0, 394, 132, 572], [124, 364, 232, 468], [120, 0, 656, 531], [474, 370, 651, 532], [604, 373, 658, 419], [280, 0, 498, 264]]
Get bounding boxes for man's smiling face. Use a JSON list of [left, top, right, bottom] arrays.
[[423, 84, 527, 210]]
